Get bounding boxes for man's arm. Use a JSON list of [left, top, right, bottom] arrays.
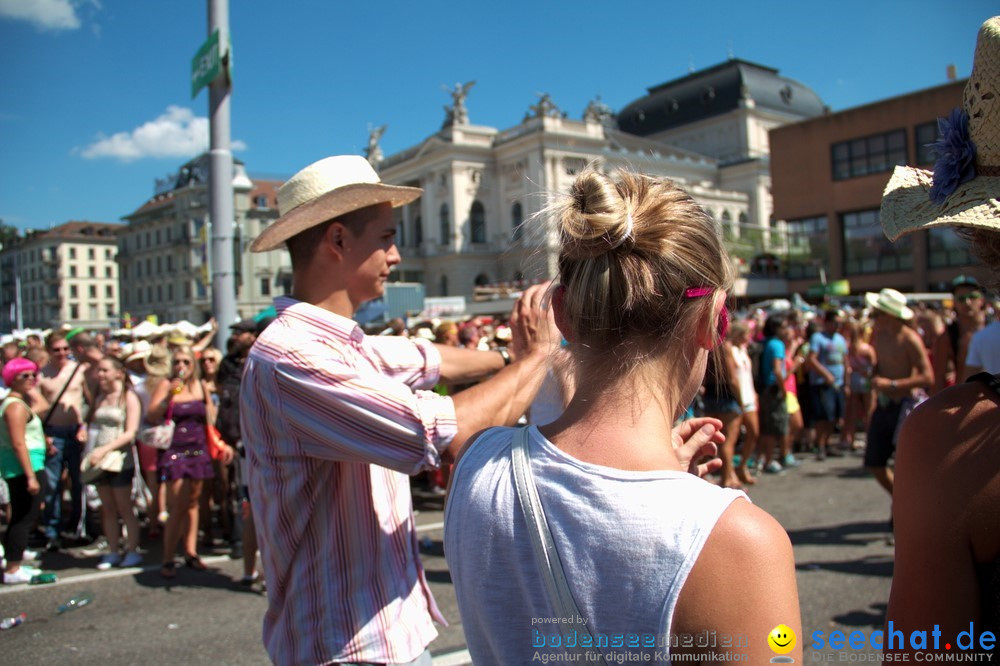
[[444, 283, 561, 461], [435, 344, 505, 384], [901, 329, 933, 392]]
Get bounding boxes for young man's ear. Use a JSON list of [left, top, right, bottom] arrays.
[[322, 222, 347, 262]]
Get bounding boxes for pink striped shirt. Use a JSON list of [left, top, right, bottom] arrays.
[[241, 297, 457, 665]]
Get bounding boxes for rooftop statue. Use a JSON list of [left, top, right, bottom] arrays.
[[365, 124, 387, 167], [442, 80, 475, 128]]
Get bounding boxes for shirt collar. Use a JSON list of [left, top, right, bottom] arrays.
[[273, 296, 365, 344]]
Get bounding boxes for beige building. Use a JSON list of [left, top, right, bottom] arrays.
[[377, 60, 825, 299], [118, 153, 287, 324], [0, 221, 123, 330]]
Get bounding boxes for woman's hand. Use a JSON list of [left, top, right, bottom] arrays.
[[76, 423, 88, 443], [90, 446, 107, 466], [218, 443, 235, 465], [672, 417, 725, 478], [26, 475, 40, 496]]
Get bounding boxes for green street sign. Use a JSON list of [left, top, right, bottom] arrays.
[[191, 30, 221, 98]]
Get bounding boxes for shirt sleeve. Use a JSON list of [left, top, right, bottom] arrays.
[[272, 340, 457, 475], [366, 336, 441, 390]]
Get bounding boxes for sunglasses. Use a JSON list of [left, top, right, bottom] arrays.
[[15, 372, 37, 381], [173, 359, 193, 366], [684, 287, 729, 343], [956, 292, 983, 302]]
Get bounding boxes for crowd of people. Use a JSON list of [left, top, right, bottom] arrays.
[[0, 317, 268, 586]]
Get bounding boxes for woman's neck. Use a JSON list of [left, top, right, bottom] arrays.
[[539, 379, 681, 472]]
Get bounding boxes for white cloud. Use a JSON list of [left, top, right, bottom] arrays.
[[0, 0, 82, 31], [76, 106, 247, 162]]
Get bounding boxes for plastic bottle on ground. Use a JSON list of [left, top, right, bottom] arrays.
[[0, 613, 26, 630], [57, 592, 95, 614]]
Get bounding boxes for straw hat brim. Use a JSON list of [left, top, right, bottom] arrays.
[[864, 291, 914, 321], [250, 182, 422, 252], [880, 165, 1000, 242]]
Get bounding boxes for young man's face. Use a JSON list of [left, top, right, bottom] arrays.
[[341, 203, 400, 306], [953, 285, 984, 319]]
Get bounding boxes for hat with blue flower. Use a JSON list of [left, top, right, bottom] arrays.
[[881, 16, 1000, 241]]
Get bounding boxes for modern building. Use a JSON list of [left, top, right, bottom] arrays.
[[0, 221, 123, 330], [377, 59, 825, 300], [770, 79, 976, 295], [117, 153, 287, 324]]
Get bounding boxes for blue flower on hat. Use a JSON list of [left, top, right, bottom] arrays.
[[929, 107, 977, 205]]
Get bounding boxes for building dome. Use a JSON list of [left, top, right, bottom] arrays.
[[617, 59, 825, 136]]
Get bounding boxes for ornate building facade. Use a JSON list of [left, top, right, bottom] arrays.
[[377, 59, 825, 299]]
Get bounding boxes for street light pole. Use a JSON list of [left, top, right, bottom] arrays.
[[208, 0, 237, 347]]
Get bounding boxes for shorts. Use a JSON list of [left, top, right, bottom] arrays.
[[759, 384, 789, 437], [810, 384, 844, 423], [786, 392, 801, 415], [93, 464, 135, 489], [702, 395, 741, 415], [864, 399, 905, 468]]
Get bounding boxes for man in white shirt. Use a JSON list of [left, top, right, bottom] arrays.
[[964, 320, 1000, 377]]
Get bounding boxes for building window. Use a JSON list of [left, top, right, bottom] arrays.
[[106, 305, 115, 318], [88, 248, 95, 260], [413, 215, 423, 247], [156, 229, 161, 244], [70, 304, 79, 320], [69, 247, 76, 259], [70, 285, 78, 298], [439, 274, 448, 297], [843, 209, 912, 275], [511, 203, 524, 241], [471, 201, 486, 244], [167, 283, 173, 300], [157, 285, 162, 301], [70, 265, 77, 277], [439, 203, 450, 246], [105, 248, 112, 260], [106, 285, 114, 298], [255, 194, 268, 208], [157, 256, 162, 272], [89, 266, 96, 277], [475, 273, 490, 288], [914, 121, 940, 165], [784, 216, 828, 279], [261, 277, 271, 296], [184, 281, 191, 299], [90, 305, 97, 321], [928, 227, 974, 268], [831, 129, 907, 180], [105, 266, 113, 278], [167, 256, 173, 271], [89, 285, 97, 298]]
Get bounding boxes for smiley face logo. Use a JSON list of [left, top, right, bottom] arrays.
[[768, 624, 796, 655]]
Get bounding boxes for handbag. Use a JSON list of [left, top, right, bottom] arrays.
[[80, 449, 127, 484], [138, 399, 174, 450], [511, 427, 609, 666], [202, 381, 226, 461]]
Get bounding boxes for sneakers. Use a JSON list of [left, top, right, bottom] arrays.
[[119, 552, 143, 568], [97, 553, 122, 570], [4, 568, 34, 584], [22, 548, 40, 562], [782, 454, 800, 468], [764, 460, 783, 474]]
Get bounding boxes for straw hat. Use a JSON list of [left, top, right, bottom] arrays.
[[143, 346, 170, 377], [249, 155, 422, 252], [121, 340, 152, 364], [864, 288, 914, 321], [881, 17, 1000, 241]]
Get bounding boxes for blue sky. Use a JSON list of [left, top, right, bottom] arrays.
[[0, 1, 993, 232]]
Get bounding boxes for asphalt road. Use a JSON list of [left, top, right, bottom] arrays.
[[0, 449, 894, 664]]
